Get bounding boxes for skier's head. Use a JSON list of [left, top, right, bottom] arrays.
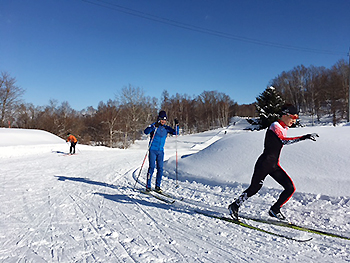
[[158, 110, 167, 121], [280, 104, 299, 127], [67, 132, 71, 136], [281, 104, 298, 117]]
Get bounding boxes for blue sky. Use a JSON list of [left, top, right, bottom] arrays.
[[1, 0, 349, 110]]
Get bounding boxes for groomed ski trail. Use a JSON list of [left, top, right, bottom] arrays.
[[2, 125, 350, 262]]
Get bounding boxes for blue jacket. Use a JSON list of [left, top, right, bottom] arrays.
[[144, 122, 179, 151]]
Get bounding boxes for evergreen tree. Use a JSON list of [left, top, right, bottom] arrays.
[[255, 86, 285, 129]]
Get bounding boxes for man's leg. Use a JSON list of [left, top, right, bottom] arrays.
[[229, 158, 269, 219], [270, 166, 295, 210], [147, 151, 156, 189], [237, 158, 269, 204], [155, 151, 164, 188]]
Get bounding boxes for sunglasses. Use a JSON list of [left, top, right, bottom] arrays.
[[288, 114, 299, 120]]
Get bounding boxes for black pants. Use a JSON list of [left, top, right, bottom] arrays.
[[243, 155, 295, 209], [70, 142, 77, 154]]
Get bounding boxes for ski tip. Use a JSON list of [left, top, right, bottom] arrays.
[[292, 237, 313, 242], [302, 237, 313, 242]]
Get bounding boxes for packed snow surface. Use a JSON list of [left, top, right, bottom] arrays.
[[0, 118, 349, 262]]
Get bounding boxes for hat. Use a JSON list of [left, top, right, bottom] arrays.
[[158, 110, 167, 120], [281, 104, 298, 115]]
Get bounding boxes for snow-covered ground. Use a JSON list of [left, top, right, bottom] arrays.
[[0, 117, 349, 262]]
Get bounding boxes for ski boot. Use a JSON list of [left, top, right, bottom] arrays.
[[268, 207, 286, 221], [228, 202, 239, 221], [155, 186, 163, 193]]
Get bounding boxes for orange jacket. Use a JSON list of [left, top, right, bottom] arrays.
[[67, 135, 77, 143]]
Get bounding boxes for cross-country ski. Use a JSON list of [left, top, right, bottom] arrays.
[[238, 214, 350, 240], [195, 210, 313, 242], [139, 189, 175, 204]]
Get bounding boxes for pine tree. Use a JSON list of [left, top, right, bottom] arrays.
[[255, 86, 285, 129]]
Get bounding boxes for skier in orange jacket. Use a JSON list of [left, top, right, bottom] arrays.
[[66, 133, 78, 154]]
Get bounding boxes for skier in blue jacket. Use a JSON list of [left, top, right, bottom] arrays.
[[144, 110, 179, 192]]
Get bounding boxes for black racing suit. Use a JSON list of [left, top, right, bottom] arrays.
[[236, 120, 304, 210]]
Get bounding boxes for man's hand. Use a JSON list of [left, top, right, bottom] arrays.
[[301, 133, 319, 141]]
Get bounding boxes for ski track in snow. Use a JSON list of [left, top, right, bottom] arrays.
[[0, 119, 350, 262]]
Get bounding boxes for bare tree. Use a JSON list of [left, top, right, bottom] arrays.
[[333, 59, 349, 119], [13, 103, 38, 128], [235, 103, 256, 117], [118, 85, 155, 146], [160, 91, 195, 133], [0, 72, 25, 127], [326, 62, 348, 126], [217, 93, 232, 127], [270, 60, 349, 125], [98, 100, 121, 147]]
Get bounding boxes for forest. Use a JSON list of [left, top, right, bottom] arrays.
[[1, 59, 349, 148]]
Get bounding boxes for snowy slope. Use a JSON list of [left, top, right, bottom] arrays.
[[0, 120, 349, 262], [0, 128, 66, 158]]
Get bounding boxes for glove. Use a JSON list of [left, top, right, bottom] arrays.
[[174, 119, 179, 125], [301, 133, 319, 141], [154, 121, 160, 128]]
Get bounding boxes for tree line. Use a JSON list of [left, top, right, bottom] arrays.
[[269, 59, 349, 125], [1, 58, 348, 147], [0, 76, 238, 147]]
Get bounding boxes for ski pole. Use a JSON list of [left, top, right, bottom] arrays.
[[175, 123, 179, 187], [76, 144, 81, 153], [133, 127, 158, 189]]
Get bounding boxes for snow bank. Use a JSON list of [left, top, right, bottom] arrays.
[[167, 125, 350, 197], [0, 128, 65, 146], [0, 128, 66, 158]]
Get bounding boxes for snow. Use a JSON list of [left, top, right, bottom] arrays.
[[0, 118, 349, 262]]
